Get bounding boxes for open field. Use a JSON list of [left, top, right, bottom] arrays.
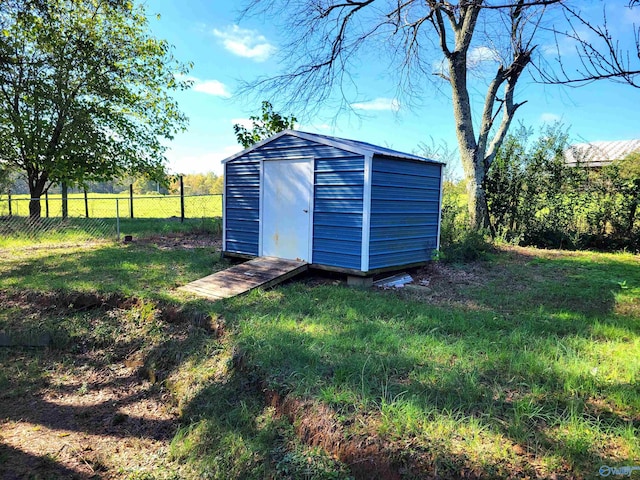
[[0, 215, 222, 248], [0, 193, 222, 219], [0, 236, 638, 479]]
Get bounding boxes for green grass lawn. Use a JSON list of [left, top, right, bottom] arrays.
[[0, 240, 638, 479]]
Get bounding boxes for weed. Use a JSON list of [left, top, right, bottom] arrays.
[[77, 381, 89, 395]]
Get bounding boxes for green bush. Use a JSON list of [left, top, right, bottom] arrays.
[[438, 180, 468, 248], [440, 227, 493, 263], [438, 182, 494, 262], [484, 124, 640, 252]]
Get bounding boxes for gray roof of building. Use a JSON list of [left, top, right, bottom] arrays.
[[222, 129, 442, 164], [565, 139, 640, 167]]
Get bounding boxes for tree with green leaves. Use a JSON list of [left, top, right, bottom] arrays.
[[485, 124, 577, 245], [0, 164, 12, 193], [233, 101, 296, 149], [0, 0, 190, 217]]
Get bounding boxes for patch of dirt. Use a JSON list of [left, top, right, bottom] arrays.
[[266, 392, 403, 479], [390, 261, 489, 308], [413, 261, 484, 287], [0, 351, 177, 479], [263, 388, 538, 480], [0, 351, 178, 479], [0, 291, 211, 479], [134, 232, 221, 251]]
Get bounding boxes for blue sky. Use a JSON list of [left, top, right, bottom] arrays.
[[147, 1, 640, 177]]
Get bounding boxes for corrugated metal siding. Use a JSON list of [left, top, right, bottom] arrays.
[[224, 160, 260, 255], [313, 156, 364, 270], [224, 134, 363, 269], [369, 156, 442, 269]]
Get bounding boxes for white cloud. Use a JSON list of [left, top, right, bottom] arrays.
[[166, 145, 241, 176], [351, 97, 400, 112], [213, 25, 275, 62], [230, 118, 255, 129], [174, 74, 232, 97], [193, 80, 232, 98], [540, 112, 562, 123], [299, 123, 331, 132], [467, 46, 500, 67], [292, 122, 331, 133], [542, 27, 593, 57]]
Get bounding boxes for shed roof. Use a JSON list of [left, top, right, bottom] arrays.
[[222, 129, 442, 164], [565, 139, 640, 168]]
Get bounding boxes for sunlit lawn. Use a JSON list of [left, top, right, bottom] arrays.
[[205, 247, 640, 478]]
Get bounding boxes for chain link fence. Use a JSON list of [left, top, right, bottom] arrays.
[[0, 194, 222, 247]]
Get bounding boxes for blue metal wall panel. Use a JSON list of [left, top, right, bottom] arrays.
[[313, 156, 364, 270], [225, 158, 260, 255], [370, 213, 439, 227], [369, 157, 443, 269], [316, 171, 364, 185], [224, 134, 364, 269], [369, 223, 439, 240]]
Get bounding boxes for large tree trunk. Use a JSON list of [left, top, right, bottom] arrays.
[[445, 8, 494, 232], [28, 193, 43, 219], [27, 170, 48, 219], [460, 147, 491, 230], [467, 175, 491, 230]]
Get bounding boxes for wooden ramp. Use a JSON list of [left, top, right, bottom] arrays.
[[179, 257, 308, 300]]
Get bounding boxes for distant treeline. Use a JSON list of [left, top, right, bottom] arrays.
[[4, 172, 224, 196]]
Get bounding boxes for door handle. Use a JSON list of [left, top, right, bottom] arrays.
[[303, 209, 308, 213]]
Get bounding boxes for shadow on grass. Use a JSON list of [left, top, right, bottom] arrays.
[[0, 443, 92, 480], [0, 296, 222, 478], [0, 241, 223, 296], [433, 248, 638, 320]]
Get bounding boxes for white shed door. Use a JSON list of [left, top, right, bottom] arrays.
[[262, 158, 313, 262]]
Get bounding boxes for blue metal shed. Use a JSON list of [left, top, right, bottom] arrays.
[[222, 130, 444, 275]]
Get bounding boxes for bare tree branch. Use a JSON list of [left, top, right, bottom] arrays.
[[239, 0, 564, 229], [536, 2, 640, 87]]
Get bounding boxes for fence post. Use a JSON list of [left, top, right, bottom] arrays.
[[180, 175, 185, 223], [116, 198, 120, 241], [61, 182, 68, 219], [129, 184, 134, 219], [7, 190, 12, 217], [84, 189, 89, 218], [45, 192, 49, 218]]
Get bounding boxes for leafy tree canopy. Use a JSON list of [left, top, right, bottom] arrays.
[[0, 0, 190, 216], [233, 101, 296, 149]]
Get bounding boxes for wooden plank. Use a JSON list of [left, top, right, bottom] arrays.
[[179, 257, 308, 301]]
